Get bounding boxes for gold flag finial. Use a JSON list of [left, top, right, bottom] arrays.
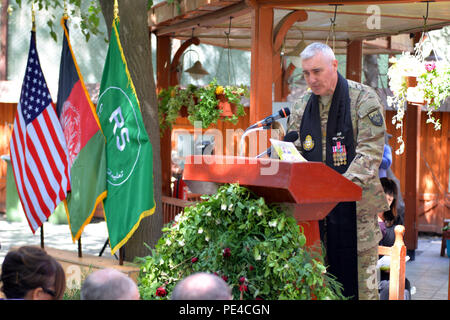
[[31, 1, 36, 31], [114, 0, 119, 19], [63, 0, 68, 19]]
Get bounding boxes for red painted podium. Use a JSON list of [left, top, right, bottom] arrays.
[[183, 155, 362, 247]]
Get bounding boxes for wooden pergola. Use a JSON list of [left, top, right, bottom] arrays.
[[150, 0, 450, 256]]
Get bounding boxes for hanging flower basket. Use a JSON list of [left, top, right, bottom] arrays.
[[217, 93, 237, 117], [158, 79, 249, 132], [179, 105, 189, 118], [387, 44, 450, 155]]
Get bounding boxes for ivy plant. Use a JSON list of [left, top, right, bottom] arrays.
[[137, 183, 345, 300]]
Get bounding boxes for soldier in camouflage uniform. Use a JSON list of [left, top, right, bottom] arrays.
[[287, 43, 390, 300]]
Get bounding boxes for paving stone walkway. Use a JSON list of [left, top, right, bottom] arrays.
[[0, 214, 113, 264]]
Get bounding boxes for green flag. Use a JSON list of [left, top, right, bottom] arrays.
[[97, 17, 155, 255]]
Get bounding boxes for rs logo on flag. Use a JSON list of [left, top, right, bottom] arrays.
[[97, 86, 142, 187], [109, 106, 130, 152]]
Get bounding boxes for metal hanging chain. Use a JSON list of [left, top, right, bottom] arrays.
[[224, 16, 233, 85], [326, 4, 340, 51], [417, 1, 442, 62]]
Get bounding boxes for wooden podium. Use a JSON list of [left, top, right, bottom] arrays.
[[183, 155, 362, 247]]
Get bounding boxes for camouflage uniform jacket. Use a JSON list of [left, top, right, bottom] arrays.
[[287, 79, 390, 252]]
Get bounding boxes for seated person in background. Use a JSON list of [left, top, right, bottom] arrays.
[[378, 177, 402, 247], [0, 246, 66, 300], [378, 177, 411, 299], [378, 143, 392, 179], [81, 268, 140, 300]]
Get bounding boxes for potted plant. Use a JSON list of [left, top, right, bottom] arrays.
[[158, 84, 196, 134], [137, 183, 345, 300], [158, 79, 249, 133], [387, 44, 450, 155]]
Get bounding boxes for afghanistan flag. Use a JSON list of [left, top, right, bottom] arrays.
[[97, 17, 155, 255], [56, 17, 107, 242]]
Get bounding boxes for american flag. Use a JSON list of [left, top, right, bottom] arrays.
[[9, 31, 70, 233]]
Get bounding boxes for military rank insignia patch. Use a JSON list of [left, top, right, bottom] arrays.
[[303, 135, 315, 151], [368, 110, 383, 127]]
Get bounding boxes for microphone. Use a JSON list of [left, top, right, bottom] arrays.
[[247, 107, 290, 130], [258, 131, 299, 158]]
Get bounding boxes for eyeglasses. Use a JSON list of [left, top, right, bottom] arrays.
[[41, 287, 56, 297]]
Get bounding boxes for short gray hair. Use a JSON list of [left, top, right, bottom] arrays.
[[300, 42, 336, 62], [80, 268, 138, 300], [171, 272, 232, 300]]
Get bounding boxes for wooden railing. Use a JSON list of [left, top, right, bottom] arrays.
[[161, 196, 197, 224], [378, 225, 407, 300]]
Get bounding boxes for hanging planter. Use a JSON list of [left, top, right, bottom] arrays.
[[387, 44, 450, 155], [217, 93, 236, 117], [158, 79, 249, 132]]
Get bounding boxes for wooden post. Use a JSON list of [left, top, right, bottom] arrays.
[[404, 102, 421, 258], [157, 35, 173, 197], [346, 40, 362, 83], [403, 32, 422, 259], [250, 5, 273, 125]]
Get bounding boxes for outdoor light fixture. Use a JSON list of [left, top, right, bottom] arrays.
[[185, 60, 209, 80]]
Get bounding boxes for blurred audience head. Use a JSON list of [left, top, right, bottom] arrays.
[[80, 268, 139, 300], [1, 246, 66, 300], [171, 272, 232, 300]]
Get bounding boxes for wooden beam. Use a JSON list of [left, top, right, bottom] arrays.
[[153, 1, 251, 36], [272, 10, 308, 54], [157, 35, 173, 197], [157, 36, 171, 91], [250, 6, 274, 125], [256, 0, 450, 7], [272, 10, 308, 102], [0, 0, 8, 80], [346, 40, 362, 82]]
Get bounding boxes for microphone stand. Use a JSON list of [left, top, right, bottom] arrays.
[[256, 149, 271, 159], [239, 126, 268, 157]]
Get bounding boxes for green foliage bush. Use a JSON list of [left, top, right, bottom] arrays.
[[137, 184, 345, 300]]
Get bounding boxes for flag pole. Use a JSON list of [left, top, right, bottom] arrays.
[[114, 0, 124, 266], [40, 225, 44, 249], [78, 237, 82, 258], [33, 1, 43, 250]]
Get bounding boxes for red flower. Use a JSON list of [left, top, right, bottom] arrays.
[[239, 284, 248, 292], [239, 276, 246, 283], [425, 62, 436, 72], [191, 257, 198, 263], [156, 287, 167, 297], [221, 275, 228, 282], [223, 247, 231, 258], [249, 265, 254, 271]]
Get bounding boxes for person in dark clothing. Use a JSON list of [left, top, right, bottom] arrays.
[[377, 177, 411, 299], [378, 177, 402, 247]]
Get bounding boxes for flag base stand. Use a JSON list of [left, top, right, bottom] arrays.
[[99, 238, 119, 260]]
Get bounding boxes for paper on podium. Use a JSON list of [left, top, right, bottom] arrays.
[[270, 139, 307, 162]]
